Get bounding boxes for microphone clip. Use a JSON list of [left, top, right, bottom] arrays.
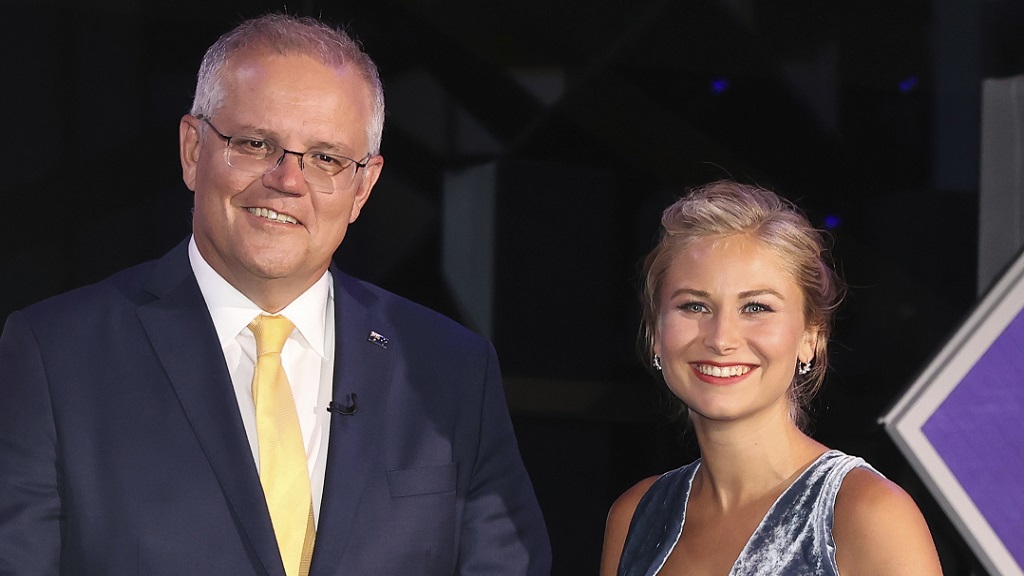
[[327, 393, 358, 416]]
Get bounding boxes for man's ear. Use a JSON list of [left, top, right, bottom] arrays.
[[348, 154, 384, 224], [179, 115, 202, 192]]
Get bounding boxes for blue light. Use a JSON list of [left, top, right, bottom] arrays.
[[899, 76, 919, 94], [710, 77, 730, 94], [823, 215, 842, 230]]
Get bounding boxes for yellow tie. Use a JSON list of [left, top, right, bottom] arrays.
[[249, 315, 316, 576]]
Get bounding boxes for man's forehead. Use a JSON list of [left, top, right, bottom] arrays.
[[205, 48, 369, 138], [218, 53, 369, 108]]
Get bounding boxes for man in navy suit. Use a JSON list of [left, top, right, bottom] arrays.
[[0, 14, 550, 575]]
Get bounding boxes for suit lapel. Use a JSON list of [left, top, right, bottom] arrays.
[[311, 269, 395, 574], [135, 243, 283, 576]]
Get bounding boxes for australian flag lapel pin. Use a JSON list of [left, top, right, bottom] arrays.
[[367, 330, 389, 349]]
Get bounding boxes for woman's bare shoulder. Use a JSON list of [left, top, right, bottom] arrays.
[[833, 466, 943, 575], [599, 475, 662, 576]]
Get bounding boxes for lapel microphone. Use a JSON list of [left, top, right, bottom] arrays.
[[327, 393, 358, 416]]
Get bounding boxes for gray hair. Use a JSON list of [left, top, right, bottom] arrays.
[[190, 13, 385, 155], [641, 180, 845, 431]]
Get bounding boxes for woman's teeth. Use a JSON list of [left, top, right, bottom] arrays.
[[696, 364, 751, 377]]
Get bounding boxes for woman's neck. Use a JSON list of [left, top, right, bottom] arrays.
[[690, 411, 826, 510]]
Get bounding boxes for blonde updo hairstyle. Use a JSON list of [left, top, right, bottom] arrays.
[[641, 180, 844, 430]]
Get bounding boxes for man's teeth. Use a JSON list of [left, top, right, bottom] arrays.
[[248, 207, 298, 224], [696, 364, 751, 378]]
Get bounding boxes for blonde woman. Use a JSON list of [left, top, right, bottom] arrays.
[[601, 181, 942, 575]]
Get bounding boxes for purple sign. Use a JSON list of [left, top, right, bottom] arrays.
[[922, 307, 1024, 567], [884, 249, 1024, 576]]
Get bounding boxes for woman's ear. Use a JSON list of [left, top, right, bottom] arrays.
[[799, 326, 819, 365]]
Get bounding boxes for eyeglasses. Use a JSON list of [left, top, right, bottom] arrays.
[[197, 115, 370, 194]]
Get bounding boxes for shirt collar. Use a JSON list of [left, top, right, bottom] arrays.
[[188, 236, 331, 357]]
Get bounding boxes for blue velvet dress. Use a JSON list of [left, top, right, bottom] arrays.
[[616, 450, 875, 576]]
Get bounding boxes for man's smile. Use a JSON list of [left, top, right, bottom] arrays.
[[246, 206, 300, 225]]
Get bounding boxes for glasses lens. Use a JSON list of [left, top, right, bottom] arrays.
[[304, 152, 365, 193], [224, 146, 273, 175], [299, 160, 340, 194]]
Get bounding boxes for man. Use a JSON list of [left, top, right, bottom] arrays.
[[0, 14, 550, 576]]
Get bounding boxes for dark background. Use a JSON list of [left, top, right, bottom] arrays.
[[3, 0, 1023, 574]]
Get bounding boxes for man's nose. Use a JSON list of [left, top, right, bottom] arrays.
[[263, 150, 308, 193]]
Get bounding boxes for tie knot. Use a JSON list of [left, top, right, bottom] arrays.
[[249, 314, 295, 356]]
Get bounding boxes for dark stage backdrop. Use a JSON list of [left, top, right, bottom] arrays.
[[5, 1, 1023, 574]]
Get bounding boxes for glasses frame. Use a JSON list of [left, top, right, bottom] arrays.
[[195, 115, 370, 192]]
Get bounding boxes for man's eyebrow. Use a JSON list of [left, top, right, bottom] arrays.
[[226, 126, 354, 154], [307, 140, 356, 155], [228, 123, 270, 137]]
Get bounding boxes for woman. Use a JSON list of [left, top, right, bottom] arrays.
[[600, 181, 942, 575]]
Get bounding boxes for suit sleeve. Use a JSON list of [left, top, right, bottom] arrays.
[[0, 312, 63, 575], [456, 341, 551, 576]]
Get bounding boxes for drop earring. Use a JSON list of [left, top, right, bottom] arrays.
[[653, 355, 662, 371]]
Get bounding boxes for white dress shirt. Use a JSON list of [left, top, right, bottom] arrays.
[[188, 237, 334, 526]]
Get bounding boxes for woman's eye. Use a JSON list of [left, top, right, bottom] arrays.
[[679, 302, 708, 313], [743, 302, 772, 314]]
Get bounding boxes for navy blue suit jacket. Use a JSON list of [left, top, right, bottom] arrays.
[[0, 241, 551, 575]]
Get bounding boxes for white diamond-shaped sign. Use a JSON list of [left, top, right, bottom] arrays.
[[882, 249, 1024, 576]]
